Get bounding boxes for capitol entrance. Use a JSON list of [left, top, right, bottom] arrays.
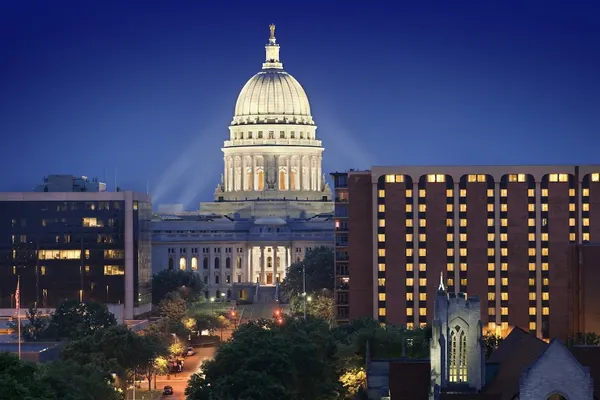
[[247, 245, 291, 286]]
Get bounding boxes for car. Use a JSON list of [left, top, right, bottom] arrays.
[[186, 347, 195, 356], [162, 385, 174, 395]]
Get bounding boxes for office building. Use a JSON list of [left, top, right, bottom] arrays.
[[333, 166, 600, 341], [0, 189, 152, 321]]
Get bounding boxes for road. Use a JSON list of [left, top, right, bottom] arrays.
[[156, 346, 216, 399]]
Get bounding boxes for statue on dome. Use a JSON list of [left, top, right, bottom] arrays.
[[269, 24, 276, 39]]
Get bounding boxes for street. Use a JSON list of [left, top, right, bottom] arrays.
[[156, 346, 216, 400]]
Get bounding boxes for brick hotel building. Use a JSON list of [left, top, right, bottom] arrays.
[[332, 166, 600, 341]]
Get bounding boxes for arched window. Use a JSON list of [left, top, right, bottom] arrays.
[[225, 257, 231, 269], [168, 258, 174, 270], [257, 170, 264, 191], [276, 257, 281, 269], [279, 170, 287, 190], [179, 257, 186, 270], [449, 325, 468, 383], [215, 257, 220, 269], [191, 257, 198, 271], [236, 256, 242, 269], [203, 258, 208, 269], [267, 256, 273, 268]]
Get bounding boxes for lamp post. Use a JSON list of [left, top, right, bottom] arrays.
[[302, 265, 307, 321]]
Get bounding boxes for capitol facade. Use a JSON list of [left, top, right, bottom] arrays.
[[151, 25, 333, 302]]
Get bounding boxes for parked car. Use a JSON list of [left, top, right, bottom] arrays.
[[186, 347, 195, 356], [163, 386, 174, 395]]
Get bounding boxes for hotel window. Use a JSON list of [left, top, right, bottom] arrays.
[[378, 249, 386, 257], [460, 219, 467, 227], [420, 219, 427, 227], [501, 204, 508, 212], [487, 263, 494, 271], [406, 189, 412, 197], [378, 308, 386, 316], [569, 233, 576, 242], [419, 189, 426, 197], [541, 233, 548, 241], [447, 248, 454, 256], [406, 233, 413, 241], [500, 233, 508, 241], [528, 218, 535, 226], [541, 263, 548, 271], [541, 204, 548, 211], [460, 233, 467, 241], [529, 307, 536, 315], [378, 278, 386, 286], [501, 263, 508, 271], [446, 189, 454, 197], [460, 278, 467, 286], [405, 204, 412, 212], [542, 292, 549, 301], [583, 218, 590, 226], [487, 204, 494, 212], [501, 248, 508, 256], [419, 204, 427, 212], [447, 204, 453, 212], [378, 190, 385, 198], [427, 174, 445, 183], [529, 293, 536, 300], [378, 234, 385, 242], [583, 233, 590, 241], [419, 233, 426, 242], [489, 308, 496, 315], [406, 293, 414, 301], [542, 188, 549, 197], [528, 189, 535, 197], [488, 293, 495, 301], [379, 219, 385, 227], [529, 278, 535, 286], [419, 249, 427, 257], [542, 307, 549, 315], [406, 219, 413, 227], [379, 293, 386, 301], [583, 203, 590, 211], [406, 278, 414, 286], [419, 308, 427, 316], [460, 189, 467, 197], [447, 233, 454, 241], [448, 263, 455, 271], [406, 263, 414, 271], [385, 174, 395, 183], [528, 204, 535, 212], [501, 292, 508, 301], [542, 248, 548, 256], [501, 218, 508, 227], [487, 248, 495, 256], [592, 173, 600, 182], [487, 233, 495, 241], [407, 308, 413, 316], [501, 308, 508, 316], [487, 189, 494, 197], [447, 219, 453, 227], [501, 278, 508, 286], [488, 218, 494, 227], [583, 188, 590, 196], [419, 293, 427, 301], [501, 189, 508, 197], [529, 322, 536, 331], [406, 249, 413, 256], [378, 204, 385, 212], [378, 264, 386, 272], [460, 263, 467, 271], [528, 248, 536, 256], [488, 278, 495, 286], [529, 263, 536, 271], [460, 204, 467, 212], [543, 278, 549, 285], [460, 248, 467, 256]]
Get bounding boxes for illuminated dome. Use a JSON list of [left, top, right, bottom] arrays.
[[231, 24, 314, 126]]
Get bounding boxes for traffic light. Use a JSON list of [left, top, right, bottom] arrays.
[[274, 308, 281, 317], [230, 310, 237, 318]]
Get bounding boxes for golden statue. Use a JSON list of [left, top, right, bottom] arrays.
[[269, 23, 276, 39]]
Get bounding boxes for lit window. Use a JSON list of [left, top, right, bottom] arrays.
[[542, 248, 548, 256], [487, 204, 494, 212], [378, 204, 385, 212], [104, 265, 125, 275], [378, 278, 386, 286], [447, 233, 454, 241], [542, 204, 548, 212], [583, 218, 590, 226], [419, 278, 427, 286], [559, 173, 568, 182], [488, 263, 494, 271], [468, 175, 477, 182], [501, 218, 508, 227], [419, 263, 426, 271], [447, 204, 454, 212], [489, 308, 496, 315], [419, 189, 426, 197], [529, 307, 536, 316], [419, 204, 427, 212], [529, 263, 536, 271], [419, 308, 427, 316], [583, 233, 590, 241], [501, 322, 508, 330], [501, 263, 508, 271], [460, 278, 467, 286], [542, 292, 549, 301], [448, 263, 455, 271], [487, 189, 494, 197], [528, 204, 535, 212], [460, 248, 467, 256], [528, 218, 535, 227], [406, 263, 413, 271], [447, 219, 453, 227], [593, 173, 600, 182], [501, 189, 508, 197], [500, 233, 507, 241], [501, 204, 508, 212], [542, 307, 549, 315], [406, 249, 413, 257], [543, 277, 549, 286], [501, 248, 508, 256], [542, 189, 549, 197], [395, 175, 405, 183], [406, 189, 413, 197], [419, 293, 427, 301], [501, 307, 508, 316], [542, 263, 548, 271], [378, 308, 386, 316], [406, 278, 414, 286], [583, 203, 590, 211], [460, 204, 467, 212], [446, 189, 454, 197], [379, 293, 386, 301], [460, 263, 467, 271], [488, 278, 495, 286], [529, 293, 536, 300], [528, 189, 535, 197], [378, 249, 386, 257], [460, 233, 467, 241], [378, 189, 385, 198], [378, 263, 386, 271], [541, 233, 548, 241], [447, 248, 454, 256], [583, 188, 590, 196], [528, 248, 536, 256], [419, 249, 427, 257], [529, 322, 536, 331], [419, 233, 426, 242], [460, 219, 467, 227], [378, 234, 386, 242], [406, 233, 413, 241], [488, 248, 495, 256], [448, 278, 454, 286], [420, 219, 426, 227], [501, 292, 508, 301], [406, 219, 413, 227], [501, 277, 508, 286], [529, 278, 535, 286], [406, 293, 414, 301], [379, 219, 386, 227], [488, 322, 497, 330], [488, 293, 495, 301], [569, 233, 576, 242], [385, 174, 396, 183], [407, 308, 413, 316], [569, 188, 576, 196], [427, 174, 445, 183], [488, 218, 494, 227]]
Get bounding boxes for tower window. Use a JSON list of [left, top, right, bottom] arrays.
[[449, 325, 468, 383]]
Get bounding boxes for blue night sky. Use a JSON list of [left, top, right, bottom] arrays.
[[1, 1, 599, 208]]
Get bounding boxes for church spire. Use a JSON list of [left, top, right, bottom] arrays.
[[263, 23, 283, 70], [438, 271, 446, 292]]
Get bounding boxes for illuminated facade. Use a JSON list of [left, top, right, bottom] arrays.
[[152, 25, 333, 300], [334, 166, 600, 341], [0, 191, 152, 321]]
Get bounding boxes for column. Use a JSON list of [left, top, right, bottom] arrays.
[[241, 246, 247, 282], [223, 158, 228, 191], [260, 246, 265, 284], [221, 246, 227, 291], [287, 156, 291, 192], [284, 246, 289, 281], [248, 246, 254, 283], [535, 180, 542, 339], [209, 247, 215, 291]]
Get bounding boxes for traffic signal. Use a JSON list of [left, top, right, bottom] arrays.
[[274, 308, 281, 317], [231, 310, 237, 318]]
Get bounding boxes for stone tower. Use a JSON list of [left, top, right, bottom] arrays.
[[430, 273, 485, 399]]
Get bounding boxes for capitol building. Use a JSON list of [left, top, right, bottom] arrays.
[[151, 25, 333, 302]]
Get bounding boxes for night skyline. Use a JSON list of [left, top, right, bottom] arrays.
[[2, 1, 599, 208]]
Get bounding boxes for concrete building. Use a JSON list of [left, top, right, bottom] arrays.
[[152, 25, 333, 301], [0, 189, 152, 321], [333, 166, 600, 341], [35, 174, 107, 193]]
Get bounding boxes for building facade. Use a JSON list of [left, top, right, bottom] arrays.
[[333, 166, 600, 341], [152, 25, 333, 300], [0, 191, 152, 320]]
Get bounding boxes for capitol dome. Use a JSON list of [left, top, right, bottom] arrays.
[[231, 24, 314, 126]]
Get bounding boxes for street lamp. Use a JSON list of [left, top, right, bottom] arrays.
[[302, 264, 307, 320]]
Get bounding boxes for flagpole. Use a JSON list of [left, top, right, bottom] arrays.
[[17, 275, 21, 360]]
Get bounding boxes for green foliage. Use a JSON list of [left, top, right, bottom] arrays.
[[0, 352, 120, 400], [152, 269, 204, 305], [45, 300, 117, 340], [8, 305, 49, 341], [186, 316, 341, 400], [568, 332, 600, 347], [483, 333, 504, 359], [194, 314, 220, 333], [289, 290, 334, 324], [158, 292, 187, 323], [281, 246, 334, 298]]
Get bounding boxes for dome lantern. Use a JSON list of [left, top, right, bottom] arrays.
[[263, 24, 282, 70]]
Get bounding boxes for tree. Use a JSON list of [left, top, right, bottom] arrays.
[[194, 314, 220, 334], [136, 333, 169, 391], [289, 289, 334, 323], [8, 305, 49, 341], [152, 269, 205, 305], [215, 315, 230, 340], [158, 292, 187, 322], [483, 333, 504, 359], [568, 332, 600, 347], [281, 246, 334, 298], [45, 300, 116, 340], [187, 316, 341, 400]]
